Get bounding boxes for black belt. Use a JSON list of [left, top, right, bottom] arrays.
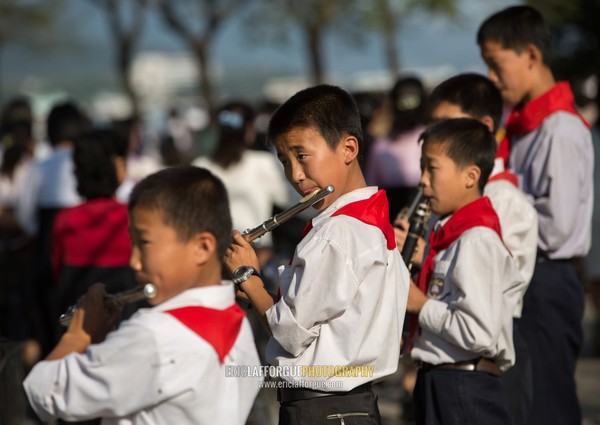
[[420, 358, 502, 377], [536, 250, 579, 265], [277, 382, 372, 403]]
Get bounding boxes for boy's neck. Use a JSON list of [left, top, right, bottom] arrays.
[[190, 259, 223, 288], [337, 164, 368, 197], [443, 193, 482, 220], [521, 66, 555, 106]]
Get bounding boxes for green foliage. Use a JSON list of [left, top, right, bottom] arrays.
[[0, 0, 64, 48], [525, 0, 600, 81]]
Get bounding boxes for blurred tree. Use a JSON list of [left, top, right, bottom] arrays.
[[526, 0, 600, 120], [243, 0, 458, 85], [243, 0, 357, 86], [0, 0, 63, 101], [361, 0, 458, 78], [90, 0, 148, 119], [156, 0, 247, 124]]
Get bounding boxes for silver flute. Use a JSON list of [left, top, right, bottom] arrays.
[[59, 283, 158, 327], [241, 185, 335, 242]]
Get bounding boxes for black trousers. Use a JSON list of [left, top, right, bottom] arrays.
[[413, 368, 514, 425], [278, 387, 381, 425], [519, 257, 584, 425], [501, 319, 534, 425]]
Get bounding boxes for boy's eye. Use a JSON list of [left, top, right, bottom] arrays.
[[297, 153, 307, 160]]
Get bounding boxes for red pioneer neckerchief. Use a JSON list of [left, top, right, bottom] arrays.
[[165, 304, 245, 363], [276, 189, 396, 301], [496, 81, 590, 167], [406, 196, 503, 352], [302, 189, 396, 249]]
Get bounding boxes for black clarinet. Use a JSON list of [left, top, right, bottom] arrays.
[[400, 191, 430, 270]]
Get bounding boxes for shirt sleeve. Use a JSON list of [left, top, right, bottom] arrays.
[[23, 318, 197, 422], [266, 230, 361, 357], [488, 185, 538, 285], [16, 163, 41, 236], [418, 231, 512, 354]]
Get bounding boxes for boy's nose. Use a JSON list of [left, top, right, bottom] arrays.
[[419, 173, 429, 188], [129, 247, 142, 271], [290, 163, 305, 183], [487, 69, 499, 85]]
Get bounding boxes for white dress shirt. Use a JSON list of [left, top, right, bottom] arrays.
[[265, 187, 410, 391], [24, 284, 262, 425], [485, 158, 538, 317], [411, 225, 525, 371], [16, 146, 82, 235]]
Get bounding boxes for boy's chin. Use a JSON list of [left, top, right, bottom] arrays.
[[311, 199, 327, 211]]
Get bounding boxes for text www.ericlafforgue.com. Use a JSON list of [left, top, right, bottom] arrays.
[[258, 380, 344, 390]]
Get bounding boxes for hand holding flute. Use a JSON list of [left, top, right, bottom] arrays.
[[224, 185, 335, 332], [48, 284, 123, 360], [59, 283, 157, 327]]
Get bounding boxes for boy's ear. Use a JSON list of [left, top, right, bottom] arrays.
[[480, 116, 495, 133], [342, 135, 359, 164], [526, 43, 543, 68], [191, 231, 217, 265], [464, 165, 481, 190]]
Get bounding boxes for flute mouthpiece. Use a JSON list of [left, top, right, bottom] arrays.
[[143, 283, 157, 299], [299, 185, 334, 203]]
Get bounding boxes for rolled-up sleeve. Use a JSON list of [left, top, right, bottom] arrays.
[[23, 323, 163, 422]]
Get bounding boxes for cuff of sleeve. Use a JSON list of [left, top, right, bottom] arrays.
[[266, 302, 319, 357], [418, 299, 448, 335], [23, 361, 61, 422]]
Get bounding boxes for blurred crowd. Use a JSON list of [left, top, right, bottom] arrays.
[[0, 73, 599, 424]]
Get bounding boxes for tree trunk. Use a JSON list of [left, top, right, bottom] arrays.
[[117, 39, 140, 119], [384, 27, 400, 79], [306, 24, 324, 85], [379, 0, 400, 78], [193, 41, 216, 126]]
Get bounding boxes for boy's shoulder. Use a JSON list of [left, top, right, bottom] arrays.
[[444, 225, 506, 257], [121, 306, 228, 358], [306, 187, 395, 247], [541, 111, 591, 138], [484, 178, 534, 211]]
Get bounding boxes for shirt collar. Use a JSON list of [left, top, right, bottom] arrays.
[[310, 186, 377, 229], [154, 281, 235, 312], [490, 157, 505, 178]]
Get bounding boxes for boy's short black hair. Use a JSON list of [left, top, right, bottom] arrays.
[[128, 166, 232, 257], [477, 5, 551, 64], [267, 84, 364, 161], [420, 118, 496, 193], [428, 73, 503, 133], [74, 128, 128, 199]]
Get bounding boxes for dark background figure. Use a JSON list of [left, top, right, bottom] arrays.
[[352, 89, 388, 170], [364, 76, 429, 220], [15, 100, 91, 356], [0, 97, 39, 425], [52, 127, 138, 324]]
